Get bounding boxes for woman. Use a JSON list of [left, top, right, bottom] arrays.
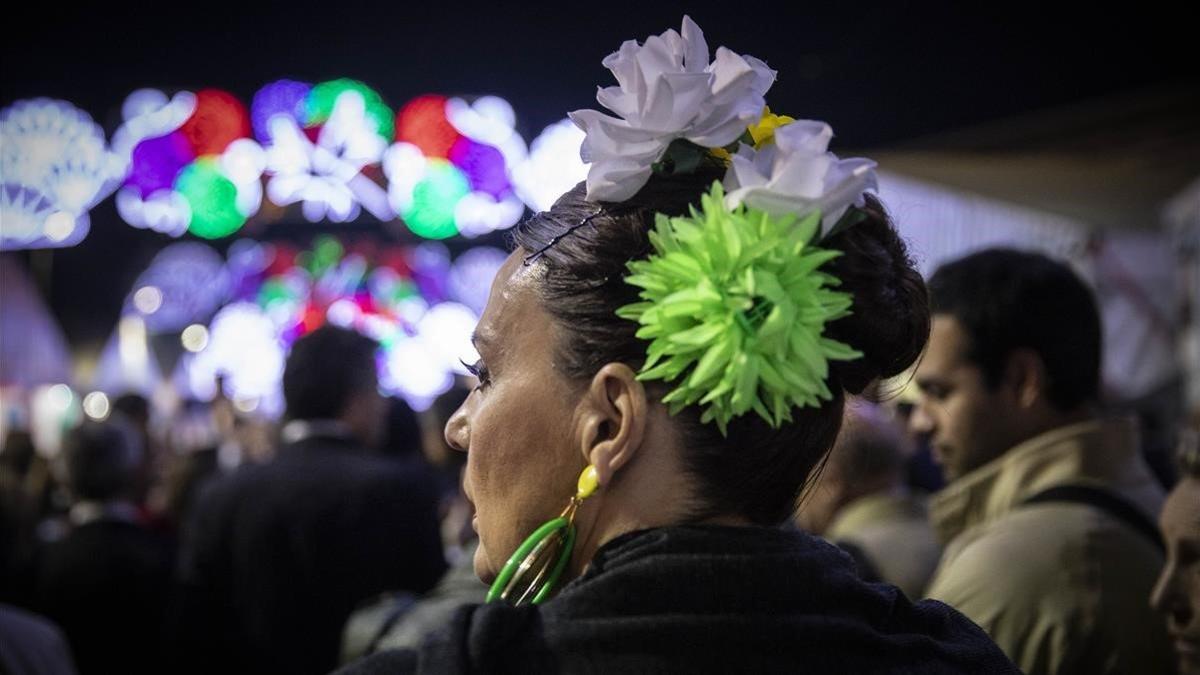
[[1152, 425, 1200, 675], [342, 17, 1016, 674]]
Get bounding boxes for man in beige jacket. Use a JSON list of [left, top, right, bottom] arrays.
[[912, 248, 1171, 675]]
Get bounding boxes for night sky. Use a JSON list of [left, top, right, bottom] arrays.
[[2, 0, 1192, 350]]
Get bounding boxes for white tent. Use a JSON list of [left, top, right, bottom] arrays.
[[0, 255, 73, 389], [867, 84, 1200, 409]]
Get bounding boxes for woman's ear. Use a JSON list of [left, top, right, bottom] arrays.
[[575, 362, 648, 488]]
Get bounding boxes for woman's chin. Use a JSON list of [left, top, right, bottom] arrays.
[[473, 540, 497, 585]]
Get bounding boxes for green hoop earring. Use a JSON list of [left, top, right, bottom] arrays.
[[487, 465, 599, 605]]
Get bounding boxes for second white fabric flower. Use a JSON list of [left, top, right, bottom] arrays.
[[723, 120, 878, 235]]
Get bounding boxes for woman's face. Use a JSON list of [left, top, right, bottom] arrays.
[[1152, 475, 1200, 675], [445, 251, 586, 583]]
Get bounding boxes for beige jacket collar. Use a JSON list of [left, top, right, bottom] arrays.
[[930, 417, 1158, 545]]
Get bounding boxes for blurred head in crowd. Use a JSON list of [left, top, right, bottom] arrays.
[[423, 386, 470, 472], [283, 325, 386, 447], [111, 393, 150, 433], [796, 401, 911, 535], [62, 416, 144, 503], [1152, 429, 1200, 674], [426, 386, 474, 550], [111, 392, 154, 498], [168, 398, 222, 454], [380, 397, 422, 459], [912, 248, 1101, 481], [0, 430, 36, 478]]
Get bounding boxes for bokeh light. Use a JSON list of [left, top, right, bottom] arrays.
[[260, 82, 391, 223], [0, 98, 121, 249], [178, 89, 251, 156], [305, 79, 394, 139], [126, 132, 195, 197], [124, 243, 230, 332], [448, 137, 510, 198], [449, 246, 508, 314], [133, 286, 164, 315], [395, 95, 460, 158], [178, 236, 516, 412], [511, 118, 588, 212], [43, 211, 77, 242], [187, 302, 287, 415], [119, 88, 259, 237], [181, 324, 210, 352], [174, 159, 245, 239], [251, 79, 312, 143], [47, 384, 74, 411], [402, 159, 470, 239], [82, 391, 111, 421]]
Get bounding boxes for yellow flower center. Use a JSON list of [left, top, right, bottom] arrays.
[[749, 107, 795, 148], [708, 107, 796, 164]]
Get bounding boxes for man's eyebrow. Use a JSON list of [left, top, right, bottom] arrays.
[[471, 331, 492, 350]]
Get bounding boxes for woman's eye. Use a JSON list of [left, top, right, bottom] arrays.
[[460, 358, 491, 389]]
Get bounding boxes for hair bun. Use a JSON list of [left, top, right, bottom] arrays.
[[823, 195, 929, 395]]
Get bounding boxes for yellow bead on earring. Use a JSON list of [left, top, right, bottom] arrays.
[[576, 464, 599, 500]]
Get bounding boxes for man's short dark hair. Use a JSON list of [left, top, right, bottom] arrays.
[[111, 393, 150, 426], [64, 417, 143, 501], [928, 248, 1102, 412], [282, 325, 379, 421]]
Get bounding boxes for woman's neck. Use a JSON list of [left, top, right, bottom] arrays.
[[567, 500, 751, 579]]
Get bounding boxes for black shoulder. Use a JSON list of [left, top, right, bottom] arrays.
[[334, 648, 417, 675]]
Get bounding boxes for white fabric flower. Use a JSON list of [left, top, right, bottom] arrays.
[[568, 15, 776, 202], [723, 120, 878, 235]]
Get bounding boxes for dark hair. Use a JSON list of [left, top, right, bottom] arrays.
[[0, 430, 36, 477], [511, 170, 929, 525], [928, 248, 1101, 412], [63, 417, 143, 501], [829, 403, 911, 485], [429, 386, 471, 472], [380, 397, 422, 458], [282, 325, 379, 421], [111, 393, 150, 426]]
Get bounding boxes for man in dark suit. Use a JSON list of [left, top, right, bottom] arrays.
[[174, 325, 447, 675], [33, 417, 173, 675]]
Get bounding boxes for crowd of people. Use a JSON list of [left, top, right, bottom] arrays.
[[1, 324, 473, 675], [1, 252, 1197, 675], [2, 16, 1198, 675]]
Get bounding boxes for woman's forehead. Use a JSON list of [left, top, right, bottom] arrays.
[[476, 252, 549, 352]]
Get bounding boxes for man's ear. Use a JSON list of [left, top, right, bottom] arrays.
[[574, 362, 648, 488], [1003, 349, 1048, 410]]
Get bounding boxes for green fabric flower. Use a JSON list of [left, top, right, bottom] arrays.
[[616, 182, 861, 435]]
